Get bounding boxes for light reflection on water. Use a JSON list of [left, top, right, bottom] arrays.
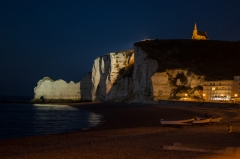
[[88, 113, 103, 127], [0, 103, 102, 140]]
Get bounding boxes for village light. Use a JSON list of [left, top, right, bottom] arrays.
[[184, 93, 188, 101], [203, 94, 205, 97], [234, 94, 238, 103]]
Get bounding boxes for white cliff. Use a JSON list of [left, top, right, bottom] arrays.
[[33, 45, 206, 103], [33, 50, 134, 102], [33, 77, 80, 101], [151, 69, 205, 100], [91, 50, 134, 101], [132, 46, 158, 102], [151, 72, 171, 100]]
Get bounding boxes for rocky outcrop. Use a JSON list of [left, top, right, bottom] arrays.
[[131, 47, 158, 102], [91, 50, 134, 101], [33, 77, 80, 102], [151, 72, 171, 100], [33, 50, 134, 102], [131, 45, 204, 102], [151, 69, 204, 100]]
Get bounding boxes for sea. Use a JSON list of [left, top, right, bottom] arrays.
[[0, 96, 102, 140]]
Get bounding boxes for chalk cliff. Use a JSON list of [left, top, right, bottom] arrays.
[[131, 47, 158, 102], [33, 50, 134, 102], [130, 45, 204, 102], [33, 77, 80, 102], [91, 50, 134, 101], [33, 48, 205, 102], [151, 70, 204, 100], [33, 40, 240, 103]]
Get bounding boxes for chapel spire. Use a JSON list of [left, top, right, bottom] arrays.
[[194, 23, 197, 30], [191, 23, 209, 40]]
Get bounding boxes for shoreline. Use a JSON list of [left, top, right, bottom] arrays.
[[0, 102, 240, 158]]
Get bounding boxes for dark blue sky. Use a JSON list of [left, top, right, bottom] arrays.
[[1, 0, 240, 96]]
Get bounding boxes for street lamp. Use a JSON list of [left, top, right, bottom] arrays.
[[184, 94, 188, 101], [202, 94, 205, 102], [234, 94, 238, 103]]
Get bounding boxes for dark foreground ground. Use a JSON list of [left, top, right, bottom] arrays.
[[0, 101, 240, 159]]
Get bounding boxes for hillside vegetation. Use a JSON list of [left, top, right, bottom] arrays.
[[134, 39, 240, 80]]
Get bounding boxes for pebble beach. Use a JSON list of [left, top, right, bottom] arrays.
[[0, 101, 240, 159]]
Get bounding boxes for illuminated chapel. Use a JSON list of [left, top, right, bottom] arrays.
[[191, 23, 209, 40]]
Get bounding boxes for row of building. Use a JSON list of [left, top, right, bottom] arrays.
[[202, 76, 240, 101]]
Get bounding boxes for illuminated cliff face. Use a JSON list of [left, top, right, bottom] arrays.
[[33, 51, 134, 102], [33, 39, 240, 103], [90, 50, 134, 101], [151, 70, 204, 100], [132, 46, 204, 102], [131, 46, 158, 102], [33, 77, 80, 101], [32, 43, 207, 102]]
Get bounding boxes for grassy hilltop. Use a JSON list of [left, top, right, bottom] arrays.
[[134, 39, 240, 80]]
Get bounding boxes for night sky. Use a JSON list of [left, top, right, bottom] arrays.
[[1, 0, 240, 96]]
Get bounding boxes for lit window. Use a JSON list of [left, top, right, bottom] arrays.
[[212, 87, 215, 90]]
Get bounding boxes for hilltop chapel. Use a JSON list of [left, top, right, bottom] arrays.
[[191, 23, 209, 40]]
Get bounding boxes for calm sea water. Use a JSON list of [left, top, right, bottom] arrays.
[[0, 103, 102, 140]]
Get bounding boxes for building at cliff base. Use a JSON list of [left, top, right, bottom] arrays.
[[202, 80, 238, 101]]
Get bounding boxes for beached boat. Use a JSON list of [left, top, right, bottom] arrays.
[[160, 118, 194, 125], [195, 117, 222, 123], [210, 117, 222, 123], [195, 117, 205, 120], [192, 118, 212, 124]]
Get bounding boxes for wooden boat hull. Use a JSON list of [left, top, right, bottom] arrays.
[[160, 119, 194, 125], [193, 118, 212, 124], [195, 117, 222, 123], [210, 117, 222, 123]]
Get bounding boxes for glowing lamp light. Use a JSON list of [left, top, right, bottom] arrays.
[[203, 94, 205, 97], [235, 94, 238, 97], [185, 94, 188, 97]]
